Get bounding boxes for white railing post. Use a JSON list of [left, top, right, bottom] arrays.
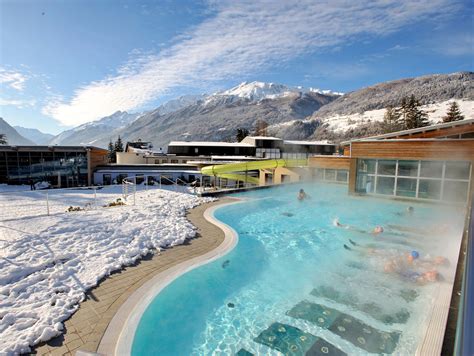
[[46, 192, 50, 216], [133, 177, 137, 205], [159, 175, 162, 189], [93, 187, 97, 209], [145, 175, 148, 191]]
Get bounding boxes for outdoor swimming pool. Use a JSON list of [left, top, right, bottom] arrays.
[[130, 183, 465, 355]]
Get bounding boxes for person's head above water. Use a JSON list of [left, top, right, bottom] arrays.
[[373, 226, 384, 234], [299, 189, 304, 193], [407, 206, 414, 213], [407, 250, 420, 263], [422, 270, 439, 282]]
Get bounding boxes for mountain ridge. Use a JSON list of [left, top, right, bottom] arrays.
[[10, 72, 473, 148]]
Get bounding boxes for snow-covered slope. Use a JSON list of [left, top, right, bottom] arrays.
[[322, 99, 474, 133], [0, 118, 35, 145], [48, 111, 142, 146], [152, 94, 206, 116], [13, 127, 54, 145]]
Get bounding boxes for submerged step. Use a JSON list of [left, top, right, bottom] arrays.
[[311, 285, 410, 324], [287, 301, 400, 354], [254, 322, 346, 356]]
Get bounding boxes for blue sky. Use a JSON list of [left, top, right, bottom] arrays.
[[0, 0, 473, 134]]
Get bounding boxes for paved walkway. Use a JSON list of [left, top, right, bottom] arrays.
[[33, 198, 232, 355]]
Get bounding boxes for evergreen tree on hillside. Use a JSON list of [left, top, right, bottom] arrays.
[[107, 140, 116, 163], [0, 133, 6, 145], [442, 101, 464, 122], [236, 128, 250, 142], [398, 95, 429, 130], [382, 106, 401, 133], [114, 136, 124, 153]]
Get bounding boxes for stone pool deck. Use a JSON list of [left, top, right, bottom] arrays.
[[33, 197, 233, 356]]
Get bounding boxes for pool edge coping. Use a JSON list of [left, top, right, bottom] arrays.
[[97, 199, 241, 356]]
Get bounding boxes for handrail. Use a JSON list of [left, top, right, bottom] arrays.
[[458, 198, 474, 355]]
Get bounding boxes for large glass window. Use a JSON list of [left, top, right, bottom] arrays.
[[358, 159, 376, 174], [396, 178, 417, 197], [336, 170, 348, 183], [418, 179, 442, 200], [376, 176, 395, 195], [445, 161, 470, 180], [357, 158, 470, 203], [377, 160, 396, 175], [398, 160, 418, 177], [443, 181, 469, 203], [420, 161, 443, 178], [324, 169, 336, 181]]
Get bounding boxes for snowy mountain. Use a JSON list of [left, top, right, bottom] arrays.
[[47, 72, 473, 148], [269, 72, 474, 141], [49, 111, 142, 146], [13, 126, 54, 145], [0, 118, 35, 145], [206, 81, 340, 104], [152, 94, 206, 116]]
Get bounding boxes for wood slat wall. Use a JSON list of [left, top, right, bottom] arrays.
[[351, 140, 474, 162], [89, 149, 109, 185], [308, 156, 351, 169]]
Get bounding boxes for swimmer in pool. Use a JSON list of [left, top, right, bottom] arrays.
[[396, 206, 415, 217], [334, 219, 384, 235], [297, 189, 310, 201]]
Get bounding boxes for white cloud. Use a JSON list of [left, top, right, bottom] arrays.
[[43, 0, 458, 126], [0, 68, 28, 91], [0, 97, 36, 108]]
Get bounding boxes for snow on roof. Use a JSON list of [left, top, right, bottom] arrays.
[[245, 136, 282, 140], [168, 141, 253, 147], [284, 140, 334, 146]]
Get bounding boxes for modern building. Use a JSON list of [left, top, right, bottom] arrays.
[[168, 136, 337, 158], [0, 145, 108, 187], [93, 164, 200, 185], [307, 118, 474, 205], [167, 141, 256, 157]]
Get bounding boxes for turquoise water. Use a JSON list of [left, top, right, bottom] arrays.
[[131, 183, 464, 355]]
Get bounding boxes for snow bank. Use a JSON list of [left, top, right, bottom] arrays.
[[0, 189, 212, 353]]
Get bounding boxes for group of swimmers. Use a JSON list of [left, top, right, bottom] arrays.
[[333, 206, 447, 285], [293, 187, 447, 284]]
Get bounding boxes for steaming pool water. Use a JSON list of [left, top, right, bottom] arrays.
[[131, 183, 465, 355]]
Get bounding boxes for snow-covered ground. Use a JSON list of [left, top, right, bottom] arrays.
[[324, 99, 474, 133], [0, 186, 212, 353]]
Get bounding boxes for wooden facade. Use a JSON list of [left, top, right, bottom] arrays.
[[308, 155, 351, 169], [350, 139, 474, 162], [87, 148, 109, 185]]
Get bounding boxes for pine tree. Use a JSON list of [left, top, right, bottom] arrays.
[[0, 133, 6, 145], [443, 101, 464, 122], [107, 140, 116, 163], [114, 136, 124, 153], [382, 106, 401, 133], [236, 128, 250, 142], [398, 95, 429, 130]]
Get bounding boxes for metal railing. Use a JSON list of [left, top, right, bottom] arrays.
[[456, 198, 474, 355], [0, 185, 120, 221], [121, 175, 194, 200]]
